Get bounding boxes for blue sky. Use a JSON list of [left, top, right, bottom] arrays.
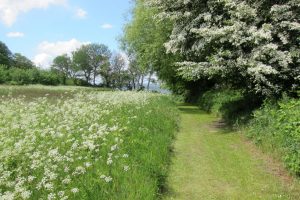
[[0, 0, 132, 68]]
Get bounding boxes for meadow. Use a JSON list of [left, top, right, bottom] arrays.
[[0, 86, 178, 200]]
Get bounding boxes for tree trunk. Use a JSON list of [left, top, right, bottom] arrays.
[[147, 72, 153, 91], [93, 73, 96, 86], [140, 75, 144, 90], [63, 75, 66, 85], [136, 75, 141, 90], [132, 78, 136, 90]]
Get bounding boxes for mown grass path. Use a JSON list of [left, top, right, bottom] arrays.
[[165, 105, 300, 200]]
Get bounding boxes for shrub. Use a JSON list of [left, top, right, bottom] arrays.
[[247, 98, 300, 175], [0, 65, 9, 84], [38, 70, 61, 85], [197, 89, 242, 114], [9, 68, 32, 85], [197, 89, 263, 125]]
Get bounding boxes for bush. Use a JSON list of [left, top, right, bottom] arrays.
[[0, 62, 94, 87], [247, 98, 300, 175], [38, 70, 61, 85], [197, 89, 242, 114], [197, 89, 263, 125], [0, 65, 9, 84], [9, 68, 32, 85]]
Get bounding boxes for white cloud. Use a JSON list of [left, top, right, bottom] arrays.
[[76, 8, 87, 18], [101, 23, 113, 29], [33, 38, 90, 68], [33, 53, 52, 68], [6, 32, 24, 38], [0, 0, 67, 26]]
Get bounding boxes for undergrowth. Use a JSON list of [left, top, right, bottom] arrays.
[[197, 89, 300, 176], [247, 98, 300, 176]]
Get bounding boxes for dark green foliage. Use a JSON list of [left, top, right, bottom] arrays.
[[38, 70, 61, 85], [247, 98, 300, 175], [198, 89, 243, 113], [0, 65, 9, 84], [197, 88, 264, 125], [0, 64, 93, 87], [0, 67, 62, 86], [51, 54, 72, 85], [8, 68, 38, 85], [0, 41, 13, 67], [13, 53, 35, 69]]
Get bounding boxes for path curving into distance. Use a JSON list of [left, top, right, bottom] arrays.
[[164, 105, 300, 200]]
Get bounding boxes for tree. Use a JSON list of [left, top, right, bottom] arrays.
[[0, 41, 13, 67], [98, 58, 112, 87], [72, 46, 93, 83], [52, 54, 72, 85], [72, 44, 111, 86], [149, 0, 300, 98], [122, 0, 183, 92], [86, 44, 111, 86], [13, 53, 35, 69], [110, 53, 128, 89]]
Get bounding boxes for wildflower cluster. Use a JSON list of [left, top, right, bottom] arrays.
[[0, 91, 168, 199]]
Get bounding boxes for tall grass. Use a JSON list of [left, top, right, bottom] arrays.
[[0, 89, 178, 199], [247, 98, 300, 175]]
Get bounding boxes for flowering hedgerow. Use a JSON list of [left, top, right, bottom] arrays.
[[0, 91, 178, 199], [148, 0, 300, 97]]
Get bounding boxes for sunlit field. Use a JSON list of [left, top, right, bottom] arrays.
[[0, 86, 178, 200]]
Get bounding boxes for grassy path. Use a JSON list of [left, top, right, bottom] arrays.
[[165, 105, 300, 200]]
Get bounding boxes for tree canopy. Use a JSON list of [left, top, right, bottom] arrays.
[[0, 41, 13, 67], [13, 53, 36, 69], [147, 0, 300, 98]]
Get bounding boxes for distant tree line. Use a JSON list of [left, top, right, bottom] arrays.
[[0, 40, 155, 89], [0, 41, 63, 85], [52, 43, 156, 90]]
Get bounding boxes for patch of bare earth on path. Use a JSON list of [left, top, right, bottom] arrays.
[[205, 119, 229, 133], [210, 120, 227, 129]]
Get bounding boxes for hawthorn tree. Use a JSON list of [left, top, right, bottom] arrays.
[[149, 0, 300, 98]]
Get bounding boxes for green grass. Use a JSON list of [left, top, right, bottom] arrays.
[[197, 89, 300, 176], [247, 98, 300, 175], [165, 105, 300, 200], [0, 85, 111, 100], [0, 86, 178, 199]]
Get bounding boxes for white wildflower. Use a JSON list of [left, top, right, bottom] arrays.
[[104, 176, 113, 183], [20, 190, 31, 199], [47, 193, 56, 200], [123, 166, 130, 172], [71, 188, 79, 194]]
